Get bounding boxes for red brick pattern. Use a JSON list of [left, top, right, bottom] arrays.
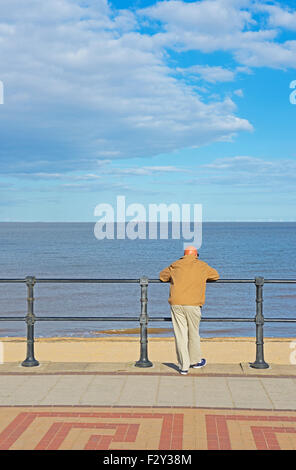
[[0, 407, 295, 450], [35, 422, 140, 450], [205, 414, 296, 450], [252, 426, 296, 450], [0, 410, 183, 450]]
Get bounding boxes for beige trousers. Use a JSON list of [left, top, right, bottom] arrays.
[[170, 305, 202, 371]]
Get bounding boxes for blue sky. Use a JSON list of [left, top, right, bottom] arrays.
[[0, 0, 296, 221]]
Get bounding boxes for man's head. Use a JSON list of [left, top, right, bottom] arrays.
[[184, 245, 198, 257]]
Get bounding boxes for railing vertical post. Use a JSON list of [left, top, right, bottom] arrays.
[[250, 276, 269, 369], [135, 276, 153, 368], [21, 276, 39, 367]]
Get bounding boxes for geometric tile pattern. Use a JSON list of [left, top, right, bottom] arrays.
[[0, 407, 296, 450], [205, 414, 296, 450], [0, 410, 183, 450]]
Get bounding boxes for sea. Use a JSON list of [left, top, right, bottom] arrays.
[[0, 222, 295, 338]]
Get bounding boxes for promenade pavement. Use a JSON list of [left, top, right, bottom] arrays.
[[0, 361, 296, 450]]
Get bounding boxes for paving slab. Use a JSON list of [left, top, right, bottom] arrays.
[[259, 377, 296, 410], [0, 373, 291, 410], [0, 362, 296, 410], [84, 362, 137, 373], [193, 377, 234, 408], [1, 361, 296, 376], [226, 377, 274, 409], [79, 375, 128, 406], [191, 363, 244, 376], [44, 362, 89, 372], [240, 362, 296, 377], [37, 375, 94, 406], [117, 375, 160, 406], [157, 376, 196, 407]]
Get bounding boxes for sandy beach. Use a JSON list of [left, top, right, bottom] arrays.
[[1, 335, 295, 365]]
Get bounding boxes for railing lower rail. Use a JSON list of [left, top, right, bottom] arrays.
[[0, 276, 295, 369]]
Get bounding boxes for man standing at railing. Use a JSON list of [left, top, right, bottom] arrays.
[[159, 246, 219, 375]]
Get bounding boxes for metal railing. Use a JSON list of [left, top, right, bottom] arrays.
[[0, 276, 295, 369]]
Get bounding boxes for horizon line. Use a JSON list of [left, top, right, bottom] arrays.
[[1, 220, 296, 224]]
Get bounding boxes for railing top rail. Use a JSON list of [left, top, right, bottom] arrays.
[[35, 279, 140, 283], [0, 278, 140, 283], [149, 278, 255, 283], [0, 278, 296, 284]]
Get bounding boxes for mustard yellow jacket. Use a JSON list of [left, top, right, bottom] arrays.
[[159, 254, 219, 306]]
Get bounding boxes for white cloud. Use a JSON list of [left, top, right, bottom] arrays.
[[177, 65, 236, 83], [202, 155, 273, 170], [0, 0, 253, 170], [234, 89, 244, 97], [196, 156, 296, 188], [234, 38, 296, 69], [139, 0, 296, 69], [256, 2, 296, 31], [139, 0, 254, 35], [7, 163, 187, 180], [105, 165, 189, 175], [1, 0, 296, 173]]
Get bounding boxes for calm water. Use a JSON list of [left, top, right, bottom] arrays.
[[0, 222, 295, 338]]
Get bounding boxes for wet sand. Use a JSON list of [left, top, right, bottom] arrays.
[[92, 327, 248, 337], [93, 327, 174, 335]]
